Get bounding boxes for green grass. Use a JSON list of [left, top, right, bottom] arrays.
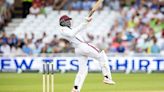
[[0, 73, 164, 92]]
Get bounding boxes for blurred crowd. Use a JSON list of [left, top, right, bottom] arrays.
[[0, 0, 163, 55], [89, 0, 164, 54], [0, 0, 14, 31], [25, 0, 164, 16], [0, 31, 74, 55], [25, 0, 97, 17], [96, 9, 163, 54]]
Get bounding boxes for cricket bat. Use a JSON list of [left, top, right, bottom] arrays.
[[88, 0, 104, 17]]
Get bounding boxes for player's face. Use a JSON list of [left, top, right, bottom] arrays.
[[65, 20, 71, 27]]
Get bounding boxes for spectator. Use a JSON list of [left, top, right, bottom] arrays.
[[53, 0, 67, 10], [0, 0, 7, 30], [50, 35, 59, 47], [136, 34, 146, 53], [0, 37, 3, 46], [0, 17, 4, 30], [150, 0, 159, 10], [150, 36, 160, 53], [44, 3, 53, 15], [33, 0, 42, 8], [10, 34, 18, 46], [5, 0, 15, 8], [28, 39, 36, 54], [0, 42, 10, 55], [7, 36, 13, 47], [59, 39, 73, 53], [71, 0, 82, 10], [1, 31, 8, 43], [16, 39, 24, 48], [11, 46, 24, 55], [35, 39, 44, 52], [22, 0, 32, 18], [0, 0, 11, 30], [41, 43, 49, 53], [22, 43, 32, 55], [113, 32, 123, 46], [62, 42, 73, 53], [126, 31, 135, 41], [47, 0, 54, 6], [30, 3, 41, 15], [105, 33, 113, 49], [117, 45, 125, 53], [82, 0, 92, 10], [5, 0, 14, 17], [49, 35, 60, 53], [110, 0, 120, 11], [24, 33, 29, 44], [58, 38, 68, 52], [33, 46, 41, 54]]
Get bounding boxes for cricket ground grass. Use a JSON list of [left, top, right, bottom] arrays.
[[0, 73, 164, 92]]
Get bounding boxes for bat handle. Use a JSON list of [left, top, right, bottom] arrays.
[[88, 10, 95, 17]]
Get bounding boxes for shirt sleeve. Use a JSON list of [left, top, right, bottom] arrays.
[[71, 21, 88, 37], [64, 22, 88, 37], [61, 19, 89, 38]]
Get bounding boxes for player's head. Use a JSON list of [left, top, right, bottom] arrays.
[[59, 15, 72, 28]]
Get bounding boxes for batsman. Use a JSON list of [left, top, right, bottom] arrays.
[[59, 0, 115, 92]]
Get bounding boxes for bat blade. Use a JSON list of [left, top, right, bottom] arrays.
[[88, 0, 103, 17]]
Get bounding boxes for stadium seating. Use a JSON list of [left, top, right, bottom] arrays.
[[13, 10, 117, 41]]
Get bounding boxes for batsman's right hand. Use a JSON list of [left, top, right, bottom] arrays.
[[85, 17, 92, 22]]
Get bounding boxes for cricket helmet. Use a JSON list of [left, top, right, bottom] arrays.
[[59, 15, 72, 27]]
